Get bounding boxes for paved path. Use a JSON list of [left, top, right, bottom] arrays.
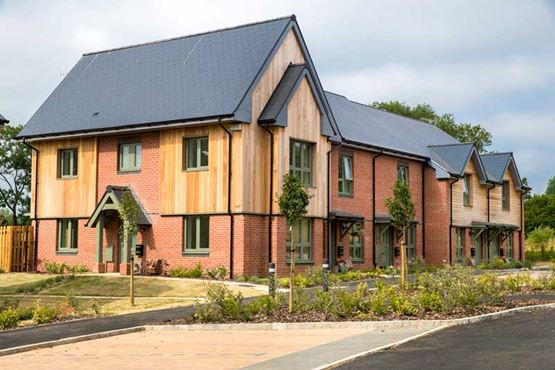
[[338, 309, 555, 370], [0, 325, 440, 370]]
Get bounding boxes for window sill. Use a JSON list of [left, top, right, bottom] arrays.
[[338, 193, 354, 198], [118, 169, 141, 174], [286, 261, 314, 265], [56, 250, 78, 255], [59, 176, 78, 180], [183, 251, 210, 257], [351, 259, 365, 264], [184, 167, 209, 172]]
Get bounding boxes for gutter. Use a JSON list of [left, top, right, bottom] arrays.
[[372, 149, 384, 267], [448, 177, 461, 265], [342, 140, 427, 162], [22, 140, 39, 271], [519, 187, 530, 260], [218, 120, 234, 279], [264, 125, 274, 264]]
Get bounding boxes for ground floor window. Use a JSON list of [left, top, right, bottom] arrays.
[[286, 218, 312, 263], [57, 219, 78, 252], [456, 227, 465, 263], [506, 232, 514, 258], [184, 216, 209, 254], [406, 225, 416, 259], [349, 222, 363, 261]]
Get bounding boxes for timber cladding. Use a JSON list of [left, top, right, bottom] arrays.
[[452, 159, 488, 226], [32, 137, 97, 218]]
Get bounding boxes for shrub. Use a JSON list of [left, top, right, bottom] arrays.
[[245, 295, 283, 316], [0, 308, 20, 329], [70, 265, 90, 274], [476, 274, 506, 305], [32, 301, 59, 324], [193, 284, 246, 323], [418, 290, 442, 312], [217, 266, 228, 280], [0, 267, 5, 274], [504, 274, 533, 293], [170, 263, 203, 279], [206, 268, 218, 280], [44, 261, 69, 274]]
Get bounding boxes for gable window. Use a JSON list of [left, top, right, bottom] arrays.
[[502, 181, 510, 211], [119, 142, 142, 172], [286, 218, 312, 263], [463, 174, 472, 206], [349, 223, 363, 261], [184, 137, 209, 171], [397, 164, 409, 184], [57, 219, 78, 253], [338, 155, 353, 195], [456, 227, 465, 263], [58, 149, 78, 178], [184, 216, 209, 254], [290, 140, 313, 186]]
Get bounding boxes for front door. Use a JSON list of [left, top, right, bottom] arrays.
[[375, 224, 392, 266], [472, 232, 483, 265], [487, 232, 499, 260]]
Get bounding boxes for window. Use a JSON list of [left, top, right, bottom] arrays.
[[397, 164, 409, 184], [456, 227, 465, 263], [119, 142, 142, 172], [406, 225, 416, 259], [57, 219, 78, 252], [184, 137, 209, 171], [463, 174, 472, 206], [184, 216, 210, 253], [286, 218, 312, 262], [502, 181, 510, 211], [338, 155, 353, 195], [290, 140, 313, 186], [349, 223, 363, 261], [58, 149, 78, 178], [507, 232, 514, 258]]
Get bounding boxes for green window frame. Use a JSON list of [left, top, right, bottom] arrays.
[[338, 155, 353, 195], [349, 222, 363, 261], [183, 216, 210, 254], [506, 232, 513, 258], [118, 142, 142, 172], [290, 140, 313, 186], [397, 164, 409, 184], [463, 174, 472, 207], [406, 225, 416, 259], [58, 148, 78, 178], [57, 219, 78, 253], [184, 137, 209, 171], [286, 218, 312, 263], [456, 227, 465, 263], [502, 181, 510, 211]]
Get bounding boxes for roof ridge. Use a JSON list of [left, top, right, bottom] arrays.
[[325, 90, 347, 98], [481, 152, 513, 156], [83, 15, 295, 56], [428, 143, 474, 148]]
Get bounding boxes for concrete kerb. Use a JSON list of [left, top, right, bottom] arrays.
[[1, 303, 553, 358]]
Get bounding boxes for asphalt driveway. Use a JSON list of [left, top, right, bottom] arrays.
[[338, 309, 555, 370]]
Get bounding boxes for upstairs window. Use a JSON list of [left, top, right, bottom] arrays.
[[502, 181, 510, 211], [57, 219, 78, 252], [290, 140, 313, 186], [184, 137, 209, 171], [397, 164, 409, 184], [338, 155, 353, 195], [119, 142, 142, 172], [58, 149, 78, 178], [463, 174, 472, 206], [184, 216, 210, 254]]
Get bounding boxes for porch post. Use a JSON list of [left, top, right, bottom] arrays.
[[96, 214, 104, 264]]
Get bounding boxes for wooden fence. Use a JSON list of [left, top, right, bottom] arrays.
[[0, 226, 34, 272]]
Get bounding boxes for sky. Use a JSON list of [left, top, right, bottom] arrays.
[[1, 0, 554, 193]]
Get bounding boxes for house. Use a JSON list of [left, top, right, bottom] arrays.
[[18, 15, 529, 276], [0, 114, 8, 125]]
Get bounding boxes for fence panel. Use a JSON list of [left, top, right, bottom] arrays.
[[0, 226, 34, 272]]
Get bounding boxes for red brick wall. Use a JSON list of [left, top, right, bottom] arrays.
[[424, 167, 450, 265]]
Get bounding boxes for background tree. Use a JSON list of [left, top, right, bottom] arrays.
[[385, 180, 416, 286], [371, 101, 492, 153], [0, 124, 31, 225], [278, 173, 310, 313], [545, 176, 555, 196], [118, 191, 140, 306], [522, 177, 532, 201], [527, 226, 555, 260], [524, 194, 555, 235]]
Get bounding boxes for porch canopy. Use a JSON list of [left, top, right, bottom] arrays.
[[471, 221, 518, 243], [329, 210, 364, 239]]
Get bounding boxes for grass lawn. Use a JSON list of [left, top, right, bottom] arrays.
[[0, 273, 267, 316]]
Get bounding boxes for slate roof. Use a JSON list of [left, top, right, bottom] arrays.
[[19, 16, 295, 139], [87, 185, 151, 227], [480, 152, 512, 183], [427, 143, 475, 175], [259, 64, 306, 124], [0, 114, 8, 124], [325, 92, 458, 158]]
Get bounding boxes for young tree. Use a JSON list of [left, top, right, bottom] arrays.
[[118, 191, 140, 305], [371, 101, 492, 153], [527, 226, 555, 260], [385, 180, 416, 287], [278, 173, 310, 313], [0, 125, 31, 225]]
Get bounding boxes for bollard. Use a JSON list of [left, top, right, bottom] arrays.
[[322, 258, 329, 292], [269, 262, 276, 298]]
